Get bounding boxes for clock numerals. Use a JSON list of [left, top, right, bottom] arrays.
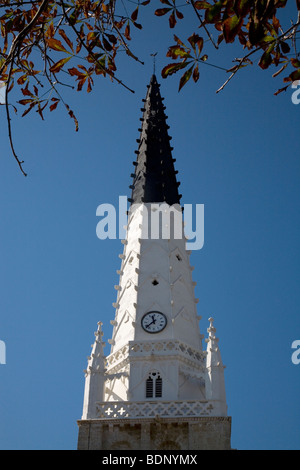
[[141, 311, 167, 334]]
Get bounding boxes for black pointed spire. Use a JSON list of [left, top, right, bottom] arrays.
[[129, 75, 181, 206]]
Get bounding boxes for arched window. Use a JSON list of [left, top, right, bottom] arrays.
[[146, 371, 162, 398]]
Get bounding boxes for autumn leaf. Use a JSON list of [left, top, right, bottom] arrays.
[[131, 7, 139, 21], [249, 19, 265, 45], [68, 67, 84, 78], [21, 84, 33, 97], [188, 33, 203, 55], [258, 49, 273, 70], [49, 98, 59, 112], [124, 22, 131, 40], [280, 41, 290, 54], [161, 61, 191, 78], [174, 35, 185, 46], [179, 65, 193, 91], [169, 11, 176, 28], [193, 1, 211, 9], [284, 68, 300, 83], [50, 57, 72, 74], [45, 22, 54, 39], [155, 8, 171, 16], [46, 38, 70, 54], [291, 58, 300, 68], [18, 98, 34, 105], [59, 29, 74, 53], [223, 15, 243, 43], [102, 37, 113, 51], [17, 74, 27, 85], [234, 0, 251, 17], [205, 1, 223, 23], [22, 102, 37, 117], [167, 45, 191, 59], [193, 64, 200, 82]]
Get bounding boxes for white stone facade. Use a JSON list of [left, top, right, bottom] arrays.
[[79, 204, 230, 448]]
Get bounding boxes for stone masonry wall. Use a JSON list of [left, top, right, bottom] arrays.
[[77, 417, 231, 450]]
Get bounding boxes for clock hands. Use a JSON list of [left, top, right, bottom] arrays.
[[145, 314, 156, 329]]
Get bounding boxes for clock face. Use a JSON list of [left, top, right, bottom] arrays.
[[141, 311, 167, 334]]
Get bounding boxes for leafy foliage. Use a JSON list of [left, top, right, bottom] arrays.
[[0, 0, 299, 174], [160, 0, 300, 92], [0, 0, 149, 173]]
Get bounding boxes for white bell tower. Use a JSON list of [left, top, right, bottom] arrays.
[[77, 75, 231, 450]]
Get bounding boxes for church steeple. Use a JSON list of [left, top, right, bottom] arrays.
[[77, 75, 231, 451], [129, 74, 181, 206]]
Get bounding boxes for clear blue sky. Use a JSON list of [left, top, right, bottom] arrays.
[[0, 2, 299, 450]]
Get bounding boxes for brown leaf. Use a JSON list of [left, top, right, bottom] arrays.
[[22, 102, 36, 117], [161, 61, 191, 78], [21, 84, 33, 97], [188, 33, 203, 55], [284, 68, 300, 83], [59, 29, 74, 53], [45, 22, 54, 39], [17, 75, 27, 85], [223, 15, 243, 43], [47, 38, 69, 54], [169, 11, 176, 28], [103, 37, 113, 51], [131, 7, 139, 21], [179, 66, 193, 91], [50, 57, 71, 74], [124, 22, 131, 40], [193, 64, 199, 82], [258, 50, 273, 70], [50, 100, 59, 112], [18, 98, 34, 105], [167, 45, 191, 59], [155, 7, 171, 16]]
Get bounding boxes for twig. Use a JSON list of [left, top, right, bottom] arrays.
[[190, 0, 218, 50], [5, 59, 27, 176]]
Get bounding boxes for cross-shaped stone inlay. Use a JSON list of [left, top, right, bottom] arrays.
[[118, 407, 126, 416], [105, 407, 113, 416]]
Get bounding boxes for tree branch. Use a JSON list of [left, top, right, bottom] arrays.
[[5, 59, 27, 176], [0, 0, 49, 76], [189, 0, 219, 50]]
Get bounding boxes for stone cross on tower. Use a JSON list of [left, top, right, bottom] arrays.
[[77, 75, 231, 451]]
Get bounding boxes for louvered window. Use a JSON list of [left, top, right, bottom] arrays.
[[146, 376, 153, 398], [155, 376, 162, 397], [146, 372, 162, 398]]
